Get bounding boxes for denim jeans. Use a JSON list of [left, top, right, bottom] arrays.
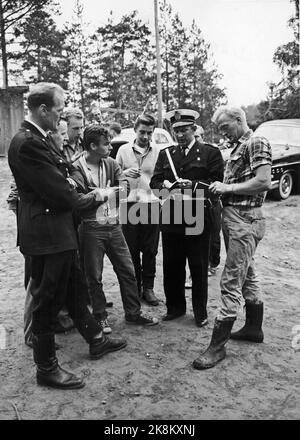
[[218, 205, 266, 320], [79, 222, 141, 320]]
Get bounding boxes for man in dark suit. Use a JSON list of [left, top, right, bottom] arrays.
[[8, 82, 126, 390], [150, 109, 224, 327]]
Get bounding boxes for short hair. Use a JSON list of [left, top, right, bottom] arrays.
[[83, 124, 110, 151], [27, 82, 64, 111], [62, 107, 84, 122], [212, 106, 246, 124], [109, 122, 122, 135], [134, 113, 156, 131]]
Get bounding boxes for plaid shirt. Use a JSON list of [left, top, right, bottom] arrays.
[[223, 130, 272, 208]]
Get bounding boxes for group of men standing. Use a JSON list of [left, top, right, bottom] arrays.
[[7, 81, 272, 390]]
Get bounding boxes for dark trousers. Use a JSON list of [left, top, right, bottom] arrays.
[[209, 202, 222, 268], [122, 203, 160, 293], [162, 227, 210, 321], [29, 250, 100, 343]]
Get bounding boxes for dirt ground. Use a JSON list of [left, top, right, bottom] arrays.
[[0, 156, 299, 421]]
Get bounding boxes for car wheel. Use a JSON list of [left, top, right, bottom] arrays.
[[273, 171, 293, 200]]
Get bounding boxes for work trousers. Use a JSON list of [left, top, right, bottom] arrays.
[[218, 205, 265, 320]]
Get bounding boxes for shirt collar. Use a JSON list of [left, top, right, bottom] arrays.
[[237, 130, 253, 145], [25, 118, 48, 138], [182, 138, 196, 151], [132, 140, 153, 153]]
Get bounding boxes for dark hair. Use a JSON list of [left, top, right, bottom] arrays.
[[134, 113, 156, 131], [109, 122, 122, 135], [27, 82, 64, 111], [83, 124, 110, 151]]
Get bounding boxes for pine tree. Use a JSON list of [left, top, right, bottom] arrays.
[[10, 5, 70, 88], [64, 0, 92, 112], [0, 0, 55, 86], [94, 10, 155, 113]]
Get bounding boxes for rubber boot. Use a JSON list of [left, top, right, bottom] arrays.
[[193, 318, 235, 370], [230, 301, 264, 343], [32, 333, 85, 389]]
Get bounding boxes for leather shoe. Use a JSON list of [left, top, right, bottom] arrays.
[[162, 311, 186, 321], [37, 363, 85, 389], [142, 288, 159, 306], [89, 335, 127, 360]]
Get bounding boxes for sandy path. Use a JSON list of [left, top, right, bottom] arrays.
[[0, 157, 299, 420]]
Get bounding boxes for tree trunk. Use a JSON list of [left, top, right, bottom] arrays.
[[79, 47, 85, 112], [0, 0, 8, 88]]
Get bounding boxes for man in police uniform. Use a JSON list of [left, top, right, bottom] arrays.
[[8, 83, 126, 390], [150, 109, 224, 326]]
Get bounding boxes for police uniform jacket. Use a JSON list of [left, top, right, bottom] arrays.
[[8, 121, 98, 256], [150, 140, 224, 233]]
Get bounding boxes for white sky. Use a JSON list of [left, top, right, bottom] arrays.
[[58, 0, 295, 106]]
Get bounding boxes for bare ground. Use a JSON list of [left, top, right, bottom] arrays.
[[0, 157, 299, 420]]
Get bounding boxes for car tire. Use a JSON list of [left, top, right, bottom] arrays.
[[273, 171, 293, 200]]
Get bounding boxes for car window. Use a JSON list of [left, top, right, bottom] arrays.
[[255, 125, 300, 146]]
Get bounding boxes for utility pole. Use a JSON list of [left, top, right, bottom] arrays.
[[154, 0, 163, 128], [0, 0, 8, 88]]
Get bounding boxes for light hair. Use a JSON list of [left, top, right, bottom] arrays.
[[62, 107, 84, 122], [212, 106, 246, 124], [27, 82, 64, 111]]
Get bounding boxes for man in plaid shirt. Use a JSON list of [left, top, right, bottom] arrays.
[[193, 106, 272, 370]]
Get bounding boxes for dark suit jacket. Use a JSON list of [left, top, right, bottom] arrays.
[[8, 121, 98, 256], [150, 140, 224, 233]]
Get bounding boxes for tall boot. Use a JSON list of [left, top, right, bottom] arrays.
[[32, 333, 85, 389], [193, 318, 235, 370], [230, 301, 264, 343]]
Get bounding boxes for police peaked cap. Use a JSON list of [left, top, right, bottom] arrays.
[[165, 109, 200, 128]]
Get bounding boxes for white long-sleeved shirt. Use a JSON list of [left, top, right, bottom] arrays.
[[116, 141, 160, 203]]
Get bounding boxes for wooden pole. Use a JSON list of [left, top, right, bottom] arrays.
[[154, 0, 163, 128]]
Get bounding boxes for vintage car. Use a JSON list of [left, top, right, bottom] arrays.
[[220, 119, 300, 200], [109, 127, 175, 159], [254, 119, 300, 200]]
